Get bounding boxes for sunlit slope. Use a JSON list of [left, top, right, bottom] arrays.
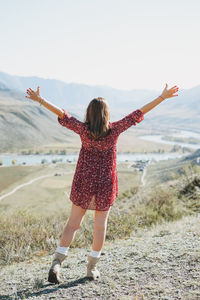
[[0, 88, 80, 152]]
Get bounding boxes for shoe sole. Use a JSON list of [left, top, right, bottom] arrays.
[[48, 269, 60, 284]]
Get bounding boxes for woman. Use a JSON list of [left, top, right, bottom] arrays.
[[25, 83, 179, 284]]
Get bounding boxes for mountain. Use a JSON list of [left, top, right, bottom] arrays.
[[0, 71, 200, 122], [0, 85, 79, 153], [0, 71, 159, 119], [0, 71, 200, 153]]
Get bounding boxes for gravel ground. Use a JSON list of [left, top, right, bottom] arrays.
[[0, 213, 200, 300]]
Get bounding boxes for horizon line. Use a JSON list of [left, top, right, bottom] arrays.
[[0, 70, 199, 92]]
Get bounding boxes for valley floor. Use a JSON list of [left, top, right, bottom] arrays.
[[0, 213, 200, 300]]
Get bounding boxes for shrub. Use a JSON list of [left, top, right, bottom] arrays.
[[179, 175, 200, 213], [0, 208, 137, 265], [106, 210, 136, 240], [41, 159, 48, 164], [0, 210, 66, 265], [136, 187, 184, 227], [60, 150, 67, 155], [117, 186, 139, 201], [52, 159, 58, 164]]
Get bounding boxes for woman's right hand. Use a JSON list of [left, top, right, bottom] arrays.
[[25, 86, 42, 102], [160, 83, 179, 100]]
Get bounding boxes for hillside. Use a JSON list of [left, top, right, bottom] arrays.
[[0, 151, 200, 299], [0, 86, 79, 153], [0, 87, 169, 154], [1, 71, 200, 128], [0, 213, 199, 299], [0, 71, 200, 153], [0, 84, 164, 154]]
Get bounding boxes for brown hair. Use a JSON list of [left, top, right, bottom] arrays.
[[84, 97, 111, 139]]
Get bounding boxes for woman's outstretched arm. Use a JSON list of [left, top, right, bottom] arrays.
[[140, 83, 179, 115], [25, 86, 64, 118], [25, 86, 85, 135]]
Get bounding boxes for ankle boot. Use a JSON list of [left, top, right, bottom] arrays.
[[87, 255, 101, 280], [48, 252, 67, 284]]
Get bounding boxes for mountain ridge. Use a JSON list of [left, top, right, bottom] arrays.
[[0, 71, 200, 153]]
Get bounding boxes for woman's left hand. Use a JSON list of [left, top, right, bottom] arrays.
[[160, 83, 179, 100], [25, 86, 41, 102]]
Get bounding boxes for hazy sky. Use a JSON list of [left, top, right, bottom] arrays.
[[0, 0, 200, 90]]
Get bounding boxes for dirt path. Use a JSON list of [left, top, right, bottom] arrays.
[[0, 171, 74, 201], [0, 213, 200, 300], [141, 167, 147, 186]]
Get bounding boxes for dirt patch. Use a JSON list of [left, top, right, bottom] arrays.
[[40, 178, 68, 189]]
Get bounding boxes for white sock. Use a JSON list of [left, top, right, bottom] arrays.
[[55, 246, 69, 256], [90, 250, 101, 258]]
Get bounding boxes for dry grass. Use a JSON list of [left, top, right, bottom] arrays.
[[1, 174, 200, 266]]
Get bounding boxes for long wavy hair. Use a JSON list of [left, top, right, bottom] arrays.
[[84, 97, 111, 139]]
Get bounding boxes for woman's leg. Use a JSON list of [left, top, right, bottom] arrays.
[[92, 207, 111, 251], [48, 203, 87, 284], [59, 202, 87, 247], [86, 207, 111, 280]]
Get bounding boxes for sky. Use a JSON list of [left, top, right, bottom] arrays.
[[0, 0, 200, 91]]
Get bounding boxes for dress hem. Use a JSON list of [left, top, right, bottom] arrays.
[[69, 198, 115, 211]]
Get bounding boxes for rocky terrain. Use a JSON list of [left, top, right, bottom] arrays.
[[0, 213, 200, 300]]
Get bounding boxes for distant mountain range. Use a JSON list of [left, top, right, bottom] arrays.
[[0, 71, 159, 118], [0, 71, 200, 152]]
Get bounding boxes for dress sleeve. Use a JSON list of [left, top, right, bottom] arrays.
[[111, 109, 144, 135], [57, 108, 85, 135]]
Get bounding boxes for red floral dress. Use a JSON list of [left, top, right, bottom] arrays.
[[58, 108, 144, 211]]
